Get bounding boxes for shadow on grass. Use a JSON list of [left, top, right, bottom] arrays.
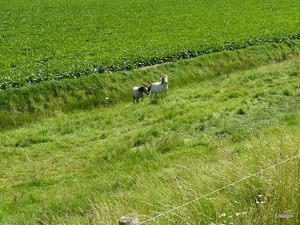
[[150, 99, 159, 105]]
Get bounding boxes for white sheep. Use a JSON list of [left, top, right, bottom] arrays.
[[149, 75, 168, 100], [132, 85, 149, 103]]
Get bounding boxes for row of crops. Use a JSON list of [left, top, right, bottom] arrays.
[[0, 0, 299, 90]]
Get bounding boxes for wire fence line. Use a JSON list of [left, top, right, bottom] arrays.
[[139, 153, 300, 224]]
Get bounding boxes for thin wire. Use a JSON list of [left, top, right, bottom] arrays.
[[140, 154, 300, 224]]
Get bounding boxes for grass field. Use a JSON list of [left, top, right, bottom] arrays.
[[0, 0, 300, 89], [0, 42, 299, 224], [0, 0, 300, 224]]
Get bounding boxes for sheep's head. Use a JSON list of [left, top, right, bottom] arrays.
[[138, 85, 149, 95], [143, 86, 149, 95], [162, 75, 168, 84]]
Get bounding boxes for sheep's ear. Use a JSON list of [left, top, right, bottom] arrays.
[[138, 86, 143, 91]]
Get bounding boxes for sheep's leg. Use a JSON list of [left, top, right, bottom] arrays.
[[151, 92, 157, 100], [152, 92, 155, 100]]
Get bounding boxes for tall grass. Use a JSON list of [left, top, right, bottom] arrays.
[[0, 44, 299, 224]]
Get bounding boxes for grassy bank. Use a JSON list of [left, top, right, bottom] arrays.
[[0, 40, 300, 131], [0, 43, 299, 224]]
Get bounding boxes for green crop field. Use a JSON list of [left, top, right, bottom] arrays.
[[0, 0, 299, 224], [0, 0, 300, 89]]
